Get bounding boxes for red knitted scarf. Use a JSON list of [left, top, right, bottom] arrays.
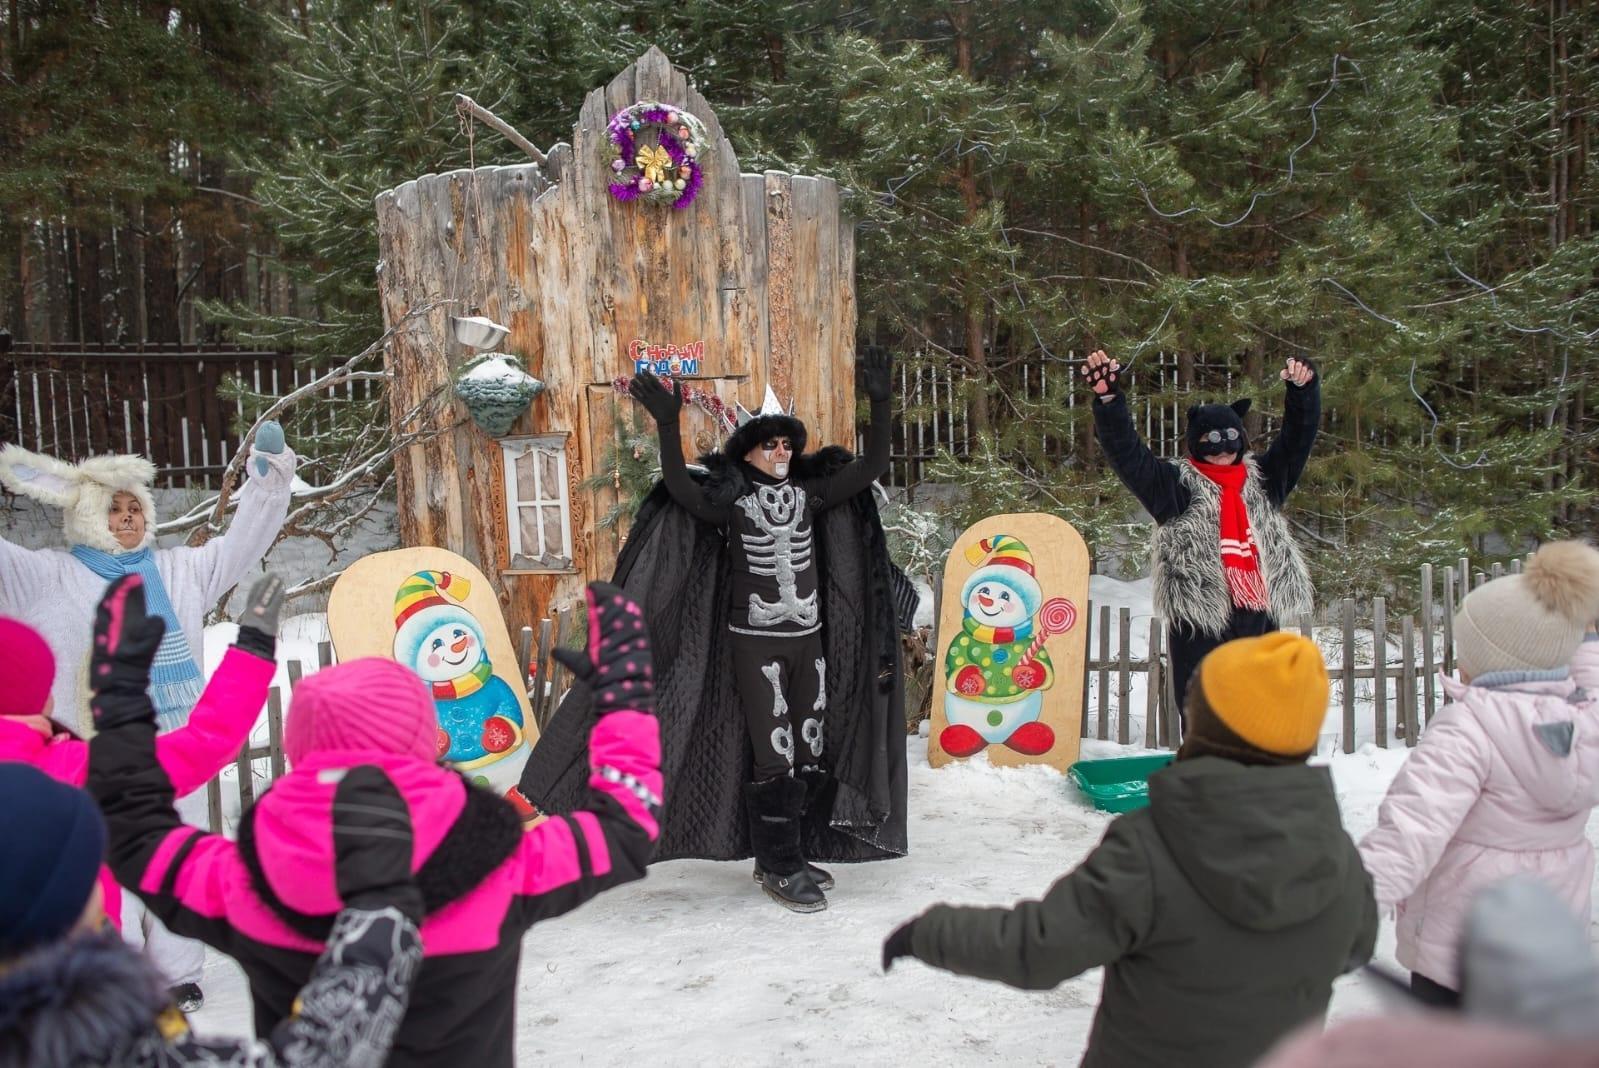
[[1188, 457, 1270, 611]]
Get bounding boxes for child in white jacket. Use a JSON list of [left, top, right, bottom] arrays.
[[1359, 541, 1599, 1006]]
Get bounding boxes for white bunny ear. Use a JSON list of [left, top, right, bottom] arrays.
[[0, 445, 82, 508]]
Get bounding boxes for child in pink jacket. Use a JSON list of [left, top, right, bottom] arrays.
[[1360, 541, 1599, 1005], [87, 577, 663, 1068], [0, 574, 281, 930]]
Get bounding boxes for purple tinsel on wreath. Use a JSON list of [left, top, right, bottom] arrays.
[[606, 102, 704, 209]]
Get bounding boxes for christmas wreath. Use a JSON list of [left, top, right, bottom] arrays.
[[606, 101, 710, 209]]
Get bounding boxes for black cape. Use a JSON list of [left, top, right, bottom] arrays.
[[518, 446, 908, 863]]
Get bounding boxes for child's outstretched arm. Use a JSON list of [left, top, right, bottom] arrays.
[[85, 575, 247, 953], [152, 573, 283, 796], [509, 581, 663, 929], [1358, 709, 1491, 909], [882, 816, 1154, 989]]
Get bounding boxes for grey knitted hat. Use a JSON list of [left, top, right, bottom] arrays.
[[1453, 541, 1599, 679]]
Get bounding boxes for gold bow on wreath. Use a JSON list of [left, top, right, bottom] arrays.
[[635, 144, 672, 186]]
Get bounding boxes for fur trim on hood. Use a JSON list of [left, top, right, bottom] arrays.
[[0, 445, 157, 554], [0, 932, 168, 1066]]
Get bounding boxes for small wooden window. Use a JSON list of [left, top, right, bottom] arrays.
[[501, 436, 573, 570]]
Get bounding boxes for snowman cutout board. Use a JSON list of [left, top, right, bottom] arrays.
[[929, 514, 1088, 771], [328, 548, 537, 797]]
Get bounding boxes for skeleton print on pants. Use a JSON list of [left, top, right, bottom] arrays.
[[731, 631, 827, 780]]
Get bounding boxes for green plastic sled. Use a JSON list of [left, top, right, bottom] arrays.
[[1067, 753, 1176, 813]]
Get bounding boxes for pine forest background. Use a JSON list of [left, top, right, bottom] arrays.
[[2, 0, 1595, 606]]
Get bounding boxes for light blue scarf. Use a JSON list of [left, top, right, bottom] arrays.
[[71, 545, 204, 731]]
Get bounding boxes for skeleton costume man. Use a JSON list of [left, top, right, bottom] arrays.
[[624, 350, 894, 911]]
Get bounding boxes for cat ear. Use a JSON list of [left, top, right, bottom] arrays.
[[1186, 405, 1202, 424], [1230, 398, 1252, 418]]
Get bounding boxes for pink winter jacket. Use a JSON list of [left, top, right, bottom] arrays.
[[1359, 637, 1599, 989], [0, 646, 273, 929]]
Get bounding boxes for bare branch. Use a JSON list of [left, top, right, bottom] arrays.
[[454, 94, 548, 166]]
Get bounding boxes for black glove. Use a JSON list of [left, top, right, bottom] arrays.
[[861, 345, 894, 403], [333, 765, 424, 924], [882, 918, 918, 973], [1081, 356, 1121, 398], [234, 573, 285, 660], [553, 581, 654, 716], [629, 371, 683, 424], [89, 575, 167, 728]]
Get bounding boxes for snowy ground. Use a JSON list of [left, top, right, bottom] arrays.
[[181, 735, 1443, 1065]]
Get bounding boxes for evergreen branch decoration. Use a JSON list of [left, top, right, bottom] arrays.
[[606, 101, 710, 208]]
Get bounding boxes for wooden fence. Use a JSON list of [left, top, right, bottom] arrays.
[[0, 343, 377, 487], [1058, 557, 1520, 753]]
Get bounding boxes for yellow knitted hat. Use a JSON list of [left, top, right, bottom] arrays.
[[1198, 632, 1328, 756]]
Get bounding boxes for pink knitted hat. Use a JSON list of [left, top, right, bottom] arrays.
[[284, 658, 439, 764], [0, 617, 56, 718]]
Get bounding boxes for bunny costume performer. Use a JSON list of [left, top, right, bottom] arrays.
[[0, 437, 294, 735]]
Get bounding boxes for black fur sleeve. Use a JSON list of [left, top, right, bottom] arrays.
[[1258, 374, 1321, 507], [1092, 392, 1189, 524]]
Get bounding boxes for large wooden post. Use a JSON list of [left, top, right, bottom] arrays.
[[375, 47, 857, 630]]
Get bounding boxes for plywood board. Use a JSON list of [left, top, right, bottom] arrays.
[[328, 547, 537, 795], [928, 514, 1089, 771]]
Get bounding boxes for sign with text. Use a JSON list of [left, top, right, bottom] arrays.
[[629, 338, 704, 376]]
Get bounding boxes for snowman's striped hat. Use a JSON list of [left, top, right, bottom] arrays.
[[394, 570, 471, 630], [961, 534, 1043, 616]]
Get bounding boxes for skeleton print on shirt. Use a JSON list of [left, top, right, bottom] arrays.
[[727, 482, 820, 636]]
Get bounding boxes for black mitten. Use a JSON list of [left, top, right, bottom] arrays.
[[332, 765, 424, 924], [552, 581, 654, 716], [90, 575, 166, 729], [234, 574, 285, 660], [629, 371, 683, 425], [861, 345, 894, 403], [882, 918, 918, 972]]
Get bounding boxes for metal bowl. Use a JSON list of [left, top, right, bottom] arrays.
[[451, 315, 510, 350]]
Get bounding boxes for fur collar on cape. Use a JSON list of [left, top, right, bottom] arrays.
[[694, 445, 857, 508]]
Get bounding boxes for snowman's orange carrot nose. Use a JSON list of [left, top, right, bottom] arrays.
[[977, 593, 994, 608], [451, 635, 472, 654]]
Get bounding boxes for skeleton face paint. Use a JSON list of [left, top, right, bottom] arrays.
[[745, 437, 793, 479]]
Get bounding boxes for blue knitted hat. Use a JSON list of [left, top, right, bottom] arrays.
[[0, 765, 106, 958]]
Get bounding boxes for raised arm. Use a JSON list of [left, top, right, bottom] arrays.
[[810, 346, 894, 510], [630, 373, 730, 526], [84, 575, 246, 952], [169, 422, 297, 608], [509, 582, 664, 929], [152, 575, 282, 796], [882, 815, 1154, 989], [1259, 357, 1321, 506], [1082, 350, 1189, 524]]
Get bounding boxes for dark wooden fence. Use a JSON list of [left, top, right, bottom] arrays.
[[0, 343, 377, 487]]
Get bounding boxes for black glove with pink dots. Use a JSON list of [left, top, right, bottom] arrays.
[[554, 581, 655, 717]]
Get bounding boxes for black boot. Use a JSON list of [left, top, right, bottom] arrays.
[[745, 776, 827, 913], [753, 766, 835, 892]]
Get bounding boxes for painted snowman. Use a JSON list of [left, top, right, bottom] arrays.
[[941, 535, 1058, 758], [392, 570, 525, 770]]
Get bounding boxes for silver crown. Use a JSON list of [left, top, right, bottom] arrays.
[[733, 386, 795, 428]]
